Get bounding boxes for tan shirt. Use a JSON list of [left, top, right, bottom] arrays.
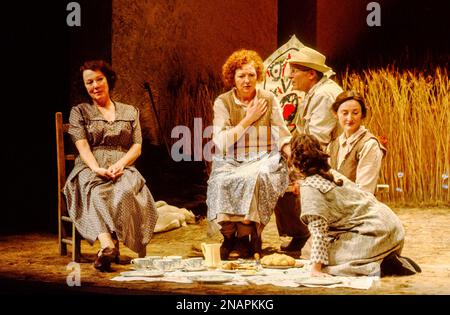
[[212, 88, 291, 157], [332, 126, 384, 193], [294, 77, 342, 147]]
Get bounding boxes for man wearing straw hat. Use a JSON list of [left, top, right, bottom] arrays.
[[274, 46, 343, 253]]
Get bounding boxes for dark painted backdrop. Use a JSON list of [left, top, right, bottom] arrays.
[[1, 0, 448, 234], [1, 0, 112, 233]]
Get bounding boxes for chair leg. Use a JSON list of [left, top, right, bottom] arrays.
[[73, 225, 81, 262], [60, 238, 68, 256], [59, 219, 67, 256]]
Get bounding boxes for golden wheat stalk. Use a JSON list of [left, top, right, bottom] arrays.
[[341, 67, 449, 206]]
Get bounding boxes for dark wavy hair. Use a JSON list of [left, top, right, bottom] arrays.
[[79, 59, 116, 101], [331, 90, 367, 118], [290, 134, 343, 186], [221, 49, 265, 90]]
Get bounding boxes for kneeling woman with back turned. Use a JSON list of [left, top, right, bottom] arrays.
[[290, 134, 420, 277]]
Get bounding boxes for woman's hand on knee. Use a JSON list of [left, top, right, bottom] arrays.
[[107, 163, 124, 179]]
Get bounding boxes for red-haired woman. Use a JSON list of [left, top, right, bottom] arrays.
[[207, 49, 292, 259]]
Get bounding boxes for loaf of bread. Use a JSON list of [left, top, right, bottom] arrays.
[[261, 253, 295, 266]]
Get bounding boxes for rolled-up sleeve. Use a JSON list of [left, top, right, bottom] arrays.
[[356, 139, 384, 193], [270, 97, 292, 150], [212, 98, 247, 154]]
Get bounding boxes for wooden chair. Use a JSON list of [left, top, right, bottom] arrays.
[[55, 112, 82, 262]]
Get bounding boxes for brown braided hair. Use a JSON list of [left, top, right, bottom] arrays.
[[290, 134, 343, 186]]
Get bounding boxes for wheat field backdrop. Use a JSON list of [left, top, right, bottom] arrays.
[[341, 67, 449, 206], [164, 66, 449, 207]]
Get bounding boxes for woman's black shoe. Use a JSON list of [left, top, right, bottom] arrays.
[[94, 247, 119, 272], [380, 252, 420, 276]]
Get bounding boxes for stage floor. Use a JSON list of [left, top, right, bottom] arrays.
[[1, 207, 449, 295]]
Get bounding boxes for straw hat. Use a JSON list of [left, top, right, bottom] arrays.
[[288, 46, 332, 73]]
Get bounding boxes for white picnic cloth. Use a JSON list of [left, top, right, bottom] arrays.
[[111, 260, 377, 290]]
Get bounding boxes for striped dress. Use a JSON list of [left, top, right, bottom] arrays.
[[63, 102, 158, 254], [300, 170, 405, 276]]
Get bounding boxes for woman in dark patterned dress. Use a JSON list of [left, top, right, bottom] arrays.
[[64, 60, 158, 272]]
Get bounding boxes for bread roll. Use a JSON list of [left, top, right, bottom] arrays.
[[261, 253, 295, 266]]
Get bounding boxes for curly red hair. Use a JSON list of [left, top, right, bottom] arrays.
[[221, 49, 265, 90]]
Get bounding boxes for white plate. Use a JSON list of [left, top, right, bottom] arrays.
[[120, 270, 165, 277], [130, 266, 155, 271], [183, 267, 208, 272], [261, 264, 295, 269], [220, 266, 259, 273], [219, 269, 237, 273], [190, 275, 234, 284], [296, 277, 342, 286], [236, 270, 265, 277]]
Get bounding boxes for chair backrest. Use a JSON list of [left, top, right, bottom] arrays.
[[55, 112, 76, 216], [55, 112, 76, 189], [55, 112, 83, 261]]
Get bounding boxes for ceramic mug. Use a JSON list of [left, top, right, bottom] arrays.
[[153, 258, 174, 272], [201, 243, 221, 269], [131, 258, 153, 270], [144, 255, 162, 268], [165, 255, 183, 269]]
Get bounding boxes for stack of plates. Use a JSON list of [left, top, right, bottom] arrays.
[[190, 275, 234, 284], [296, 277, 342, 286], [120, 270, 165, 277]]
